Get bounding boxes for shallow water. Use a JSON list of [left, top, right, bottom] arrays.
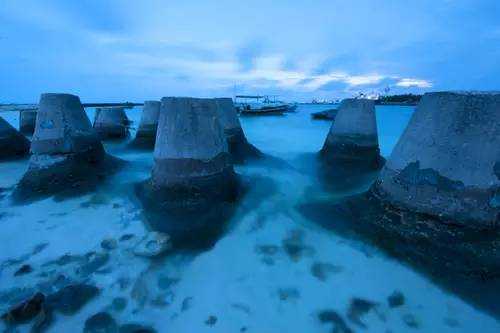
[[0, 105, 498, 332]]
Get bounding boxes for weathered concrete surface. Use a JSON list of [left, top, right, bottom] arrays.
[[373, 92, 500, 227], [152, 97, 234, 186], [19, 108, 37, 135], [136, 97, 240, 246], [15, 93, 121, 200], [93, 107, 129, 139], [320, 99, 382, 168], [129, 101, 160, 149], [214, 97, 262, 163], [0, 116, 30, 160]]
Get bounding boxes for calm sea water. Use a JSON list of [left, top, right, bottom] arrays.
[[0, 104, 498, 332]]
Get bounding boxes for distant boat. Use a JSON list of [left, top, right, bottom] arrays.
[[234, 95, 296, 115]]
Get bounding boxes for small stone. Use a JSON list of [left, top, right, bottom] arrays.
[[84, 312, 118, 333], [402, 313, 420, 329], [347, 297, 378, 328], [181, 297, 193, 312], [111, 297, 127, 312], [119, 323, 156, 333], [101, 238, 118, 251], [277, 288, 300, 302], [133, 232, 171, 258], [14, 264, 33, 276], [318, 310, 353, 333], [310, 262, 343, 281], [204, 315, 217, 326], [387, 291, 405, 308], [77, 252, 110, 277], [46, 284, 99, 315], [119, 234, 135, 242]]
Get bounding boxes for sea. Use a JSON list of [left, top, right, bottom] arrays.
[[0, 104, 498, 332]]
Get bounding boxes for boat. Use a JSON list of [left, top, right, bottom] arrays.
[[234, 95, 296, 115]]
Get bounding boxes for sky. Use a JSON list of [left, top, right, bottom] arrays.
[[1, 0, 499, 103]]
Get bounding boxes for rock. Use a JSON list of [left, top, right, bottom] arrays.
[[320, 98, 382, 169], [318, 310, 353, 333], [135, 97, 240, 244], [133, 232, 171, 258], [119, 323, 156, 333], [14, 93, 122, 201], [45, 284, 99, 315], [1, 293, 45, 325], [0, 115, 30, 160], [277, 288, 300, 302], [130, 101, 160, 149], [14, 264, 33, 276], [93, 107, 130, 139], [402, 313, 420, 328], [204, 315, 217, 326], [111, 297, 127, 312], [76, 252, 110, 277], [311, 108, 338, 120], [310, 262, 343, 281], [373, 91, 500, 227], [19, 108, 37, 135], [101, 238, 118, 251], [119, 234, 135, 242], [387, 291, 405, 308], [84, 312, 118, 333], [214, 97, 262, 163], [347, 297, 378, 328]]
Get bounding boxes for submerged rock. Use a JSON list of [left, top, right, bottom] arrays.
[[101, 238, 118, 251], [129, 101, 160, 149], [136, 97, 240, 247], [133, 232, 171, 258], [320, 98, 382, 169], [318, 310, 353, 333], [93, 107, 130, 139], [19, 108, 37, 135], [1, 292, 45, 325], [14, 264, 33, 276], [0, 115, 30, 160], [215, 97, 262, 163], [373, 91, 500, 227], [347, 297, 378, 328], [84, 312, 118, 333], [14, 93, 122, 201], [45, 284, 99, 315], [119, 323, 156, 333], [388, 291, 405, 308]]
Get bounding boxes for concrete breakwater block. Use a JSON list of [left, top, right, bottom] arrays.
[[320, 99, 382, 169], [310, 92, 500, 309], [373, 91, 500, 227], [93, 107, 130, 139], [14, 93, 123, 200], [0, 116, 30, 160], [129, 100, 160, 149], [19, 108, 37, 135], [136, 97, 241, 247], [215, 98, 262, 163]]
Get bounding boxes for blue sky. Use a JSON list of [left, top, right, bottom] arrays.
[[1, 0, 499, 102]]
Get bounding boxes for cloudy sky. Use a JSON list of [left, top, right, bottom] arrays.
[[1, 0, 499, 102]]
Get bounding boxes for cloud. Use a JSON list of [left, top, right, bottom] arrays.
[[396, 78, 432, 88]]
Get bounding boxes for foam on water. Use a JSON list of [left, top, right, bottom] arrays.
[[0, 105, 498, 332]]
